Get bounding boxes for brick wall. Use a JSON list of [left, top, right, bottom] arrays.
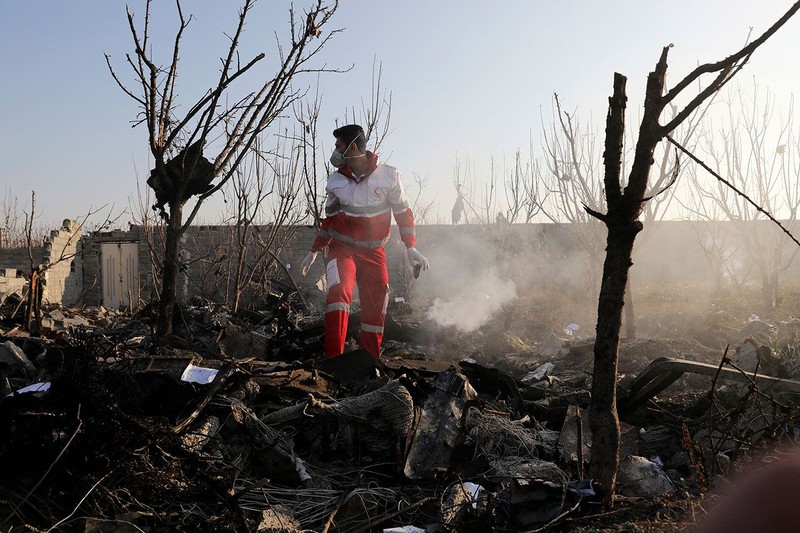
[[42, 220, 82, 305], [0, 268, 26, 300], [5, 220, 800, 308], [0, 247, 42, 272]]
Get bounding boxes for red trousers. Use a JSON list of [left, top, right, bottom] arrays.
[[324, 241, 389, 358]]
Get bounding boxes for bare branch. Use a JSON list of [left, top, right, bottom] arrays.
[[668, 134, 800, 248]]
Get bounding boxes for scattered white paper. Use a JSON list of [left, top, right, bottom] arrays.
[[463, 481, 484, 509], [181, 363, 219, 384], [395, 297, 406, 303], [565, 323, 581, 336], [7, 381, 51, 396], [383, 527, 426, 533]]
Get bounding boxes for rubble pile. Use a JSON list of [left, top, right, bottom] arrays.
[[3, 290, 800, 531]]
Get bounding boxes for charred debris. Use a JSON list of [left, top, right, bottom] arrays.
[[2, 283, 800, 532]]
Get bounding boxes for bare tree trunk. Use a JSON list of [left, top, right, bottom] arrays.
[[157, 204, 183, 335], [587, 2, 800, 504], [590, 66, 663, 503], [589, 219, 641, 498]]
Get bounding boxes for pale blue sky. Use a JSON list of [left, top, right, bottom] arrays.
[[1, 1, 799, 227]]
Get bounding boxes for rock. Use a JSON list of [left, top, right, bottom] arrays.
[[256, 505, 301, 532], [616, 455, 674, 497]]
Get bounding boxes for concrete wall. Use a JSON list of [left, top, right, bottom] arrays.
[[80, 227, 149, 308], [0, 219, 82, 305], [42, 220, 82, 305], [0, 268, 26, 301], [3, 219, 800, 308]]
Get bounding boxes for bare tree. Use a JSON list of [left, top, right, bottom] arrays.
[[21, 191, 119, 331], [540, 95, 608, 296], [340, 58, 393, 153], [688, 83, 800, 311], [107, 0, 341, 334], [1, 188, 47, 249], [504, 143, 544, 224], [587, 3, 800, 503], [297, 60, 391, 229]]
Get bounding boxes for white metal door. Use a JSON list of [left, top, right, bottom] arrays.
[[101, 242, 140, 309]]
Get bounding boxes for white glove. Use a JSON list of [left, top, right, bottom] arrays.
[[300, 251, 318, 277], [406, 247, 430, 276]]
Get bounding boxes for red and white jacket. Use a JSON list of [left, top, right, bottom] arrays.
[[312, 152, 417, 251]]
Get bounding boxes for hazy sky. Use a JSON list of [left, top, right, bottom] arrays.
[[2, 1, 799, 228]]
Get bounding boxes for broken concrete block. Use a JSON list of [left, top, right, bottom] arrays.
[[256, 505, 301, 532], [404, 371, 475, 479], [440, 481, 489, 530], [732, 339, 787, 377], [0, 341, 36, 377], [48, 308, 66, 322], [182, 415, 220, 452], [522, 362, 555, 384], [616, 455, 674, 497], [737, 319, 777, 345]]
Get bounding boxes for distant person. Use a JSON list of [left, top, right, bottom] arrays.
[[452, 184, 465, 224], [300, 124, 429, 358]]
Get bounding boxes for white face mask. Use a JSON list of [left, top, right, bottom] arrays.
[[329, 135, 365, 168], [329, 149, 347, 168]]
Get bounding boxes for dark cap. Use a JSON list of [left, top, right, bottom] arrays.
[[333, 124, 366, 152]]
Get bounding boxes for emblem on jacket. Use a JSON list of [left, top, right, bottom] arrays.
[[372, 187, 388, 201]]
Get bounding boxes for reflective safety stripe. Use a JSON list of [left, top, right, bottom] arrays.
[[361, 323, 384, 334], [326, 258, 340, 287], [390, 202, 410, 214], [340, 204, 392, 216], [399, 226, 416, 236], [329, 230, 390, 249], [325, 302, 350, 313], [317, 229, 331, 239]]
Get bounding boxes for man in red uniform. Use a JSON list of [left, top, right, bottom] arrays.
[[300, 124, 429, 358]]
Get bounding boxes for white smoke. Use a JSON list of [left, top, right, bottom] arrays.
[[425, 267, 517, 332]]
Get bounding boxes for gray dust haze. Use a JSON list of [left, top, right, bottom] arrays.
[[410, 231, 517, 332]]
